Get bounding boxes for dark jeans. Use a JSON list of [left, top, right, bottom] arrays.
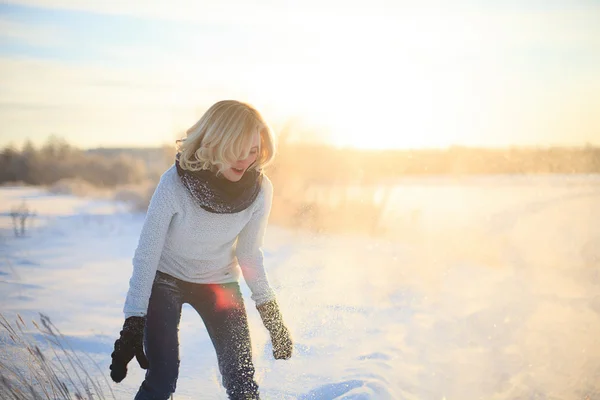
[[134, 271, 259, 400]]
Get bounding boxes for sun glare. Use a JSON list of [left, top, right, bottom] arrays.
[[241, 15, 486, 151]]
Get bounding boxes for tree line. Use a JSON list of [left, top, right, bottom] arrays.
[[1, 136, 599, 189], [0, 136, 150, 187]]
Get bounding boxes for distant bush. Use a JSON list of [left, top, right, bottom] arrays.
[[48, 178, 101, 197], [113, 182, 155, 212], [0, 180, 27, 187], [269, 182, 391, 236]]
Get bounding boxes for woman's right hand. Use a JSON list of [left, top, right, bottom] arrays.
[[109, 316, 149, 383]]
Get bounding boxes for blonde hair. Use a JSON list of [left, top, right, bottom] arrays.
[[177, 100, 276, 173]]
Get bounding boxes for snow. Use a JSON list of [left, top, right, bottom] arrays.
[[1, 176, 599, 399]]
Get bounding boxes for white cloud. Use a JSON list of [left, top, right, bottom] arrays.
[[0, 17, 64, 47], [2, 0, 292, 24]]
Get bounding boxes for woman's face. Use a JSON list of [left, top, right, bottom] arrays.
[[221, 132, 260, 182]]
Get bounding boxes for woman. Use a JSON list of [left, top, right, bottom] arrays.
[[109, 100, 293, 400]]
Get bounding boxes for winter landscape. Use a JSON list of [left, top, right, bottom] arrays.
[[2, 0, 600, 398], [1, 174, 599, 399]]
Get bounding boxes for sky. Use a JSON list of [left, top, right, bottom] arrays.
[[0, 0, 599, 150]]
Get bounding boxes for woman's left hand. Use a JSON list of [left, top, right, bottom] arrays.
[[256, 300, 293, 360]]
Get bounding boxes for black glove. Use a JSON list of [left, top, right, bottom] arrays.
[[109, 316, 149, 383], [256, 300, 293, 360]]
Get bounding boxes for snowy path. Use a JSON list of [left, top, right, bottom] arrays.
[[1, 177, 600, 399]]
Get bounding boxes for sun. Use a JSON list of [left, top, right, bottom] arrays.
[[300, 75, 471, 150], [324, 104, 451, 150]]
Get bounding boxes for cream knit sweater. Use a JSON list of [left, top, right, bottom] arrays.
[[123, 165, 275, 318]]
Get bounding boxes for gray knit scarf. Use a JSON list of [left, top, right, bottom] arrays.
[[175, 155, 262, 214]]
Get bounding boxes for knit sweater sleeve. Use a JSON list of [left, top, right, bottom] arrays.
[[236, 176, 276, 305], [123, 174, 177, 318]]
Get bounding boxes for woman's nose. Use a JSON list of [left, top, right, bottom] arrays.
[[235, 159, 249, 168], [238, 155, 252, 165]]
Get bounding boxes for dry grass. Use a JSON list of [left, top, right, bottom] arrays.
[[0, 313, 115, 400], [270, 195, 388, 236]]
